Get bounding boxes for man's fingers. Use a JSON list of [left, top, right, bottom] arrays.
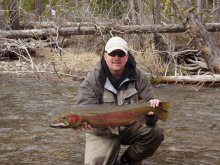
[[149, 99, 161, 108], [87, 124, 91, 129], [148, 111, 154, 115], [77, 122, 91, 130]]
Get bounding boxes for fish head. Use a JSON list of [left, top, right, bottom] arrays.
[[50, 113, 82, 128]]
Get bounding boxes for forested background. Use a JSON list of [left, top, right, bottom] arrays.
[[0, 0, 220, 82]]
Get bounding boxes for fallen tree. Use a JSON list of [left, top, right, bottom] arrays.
[[170, 0, 220, 74], [1, 23, 220, 39], [19, 22, 97, 29], [159, 74, 220, 83]]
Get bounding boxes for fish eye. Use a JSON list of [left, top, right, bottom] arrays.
[[62, 116, 67, 119]]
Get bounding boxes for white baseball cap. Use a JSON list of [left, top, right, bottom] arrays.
[[105, 37, 128, 54]]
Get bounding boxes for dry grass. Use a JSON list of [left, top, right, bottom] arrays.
[[35, 46, 167, 78], [36, 47, 101, 77], [133, 49, 168, 76]]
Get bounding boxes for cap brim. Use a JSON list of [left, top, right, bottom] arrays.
[[106, 47, 127, 54]]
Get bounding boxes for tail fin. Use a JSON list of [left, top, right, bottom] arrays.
[[159, 102, 171, 110], [157, 109, 168, 122], [157, 102, 171, 122]]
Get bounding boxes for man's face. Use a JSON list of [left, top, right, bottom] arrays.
[[104, 49, 129, 78]]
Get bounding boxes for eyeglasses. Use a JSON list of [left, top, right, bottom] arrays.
[[108, 51, 126, 57]]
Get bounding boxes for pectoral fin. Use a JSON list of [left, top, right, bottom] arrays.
[[136, 114, 147, 126]]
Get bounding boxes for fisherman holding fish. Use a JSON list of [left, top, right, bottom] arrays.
[[77, 36, 164, 165]]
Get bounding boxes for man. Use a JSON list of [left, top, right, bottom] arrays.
[[77, 36, 164, 165]]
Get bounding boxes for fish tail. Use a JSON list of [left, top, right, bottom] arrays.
[[157, 108, 168, 122], [156, 102, 171, 122], [159, 102, 171, 110]]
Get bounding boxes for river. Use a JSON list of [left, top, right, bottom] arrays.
[[0, 78, 219, 165]]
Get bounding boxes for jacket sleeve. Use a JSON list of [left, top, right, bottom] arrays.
[[136, 69, 156, 101], [136, 69, 158, 126], [77, 71, 103, 105], [77, 70, 115, 136]]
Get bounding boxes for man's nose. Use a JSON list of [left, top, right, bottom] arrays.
[[113, 54, 120, 59]]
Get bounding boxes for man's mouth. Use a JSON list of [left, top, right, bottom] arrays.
[[113, 61, 121, 65]]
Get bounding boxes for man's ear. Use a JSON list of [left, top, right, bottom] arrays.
[[126, 54, 129, 61], [103, 52, 107, 60]]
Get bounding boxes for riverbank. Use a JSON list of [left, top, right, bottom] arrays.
[[0, 46, 166, 81], [1, 47, 220, 87], [0, 47, 100, 80]]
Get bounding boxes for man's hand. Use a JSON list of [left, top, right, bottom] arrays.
[[77, 122, 91, 130], [148, 99, 161, 115]]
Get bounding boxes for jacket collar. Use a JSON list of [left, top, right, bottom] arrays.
[[104, 77, 130, 94]]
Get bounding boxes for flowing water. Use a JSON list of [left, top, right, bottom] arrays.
[[0, 78, 219, 165]]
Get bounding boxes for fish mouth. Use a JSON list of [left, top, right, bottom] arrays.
[[49, 120, 70, 128]]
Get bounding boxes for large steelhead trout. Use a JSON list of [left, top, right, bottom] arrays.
[[50, 101, 171, 129]]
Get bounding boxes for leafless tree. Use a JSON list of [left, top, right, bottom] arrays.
[[34, 0, 42, 21], [170, 0, 220, 73], [0, 0, 6, 30], [197, 0, 205, 23], [129, 0, 140, 25], [212, 0, 220, 23], [153, 0, 162, 50], [8, 0, 20, 30]]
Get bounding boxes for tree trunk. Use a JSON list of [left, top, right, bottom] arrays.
[[8, 0, 20, 30], [1, 23, 220, 39], [171, 7, 175, 24], [213, 0, 220, 22], [34, 0, 42, 21], [153, 0, 163, 50], [153, 0, 161, 24], [129, 0, 139, 25], [197, 0, 205, 22], [170, 0, 220, 74], [0, 0, 6, 30]]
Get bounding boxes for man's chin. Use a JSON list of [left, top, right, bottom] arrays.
[[112, 67, 121, 71], [112, 64, 121, 68]]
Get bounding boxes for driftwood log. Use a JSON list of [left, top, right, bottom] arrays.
[[159, 74, 220, 83], [1, 23, 220, 39], [173, 50, 209, 72]]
